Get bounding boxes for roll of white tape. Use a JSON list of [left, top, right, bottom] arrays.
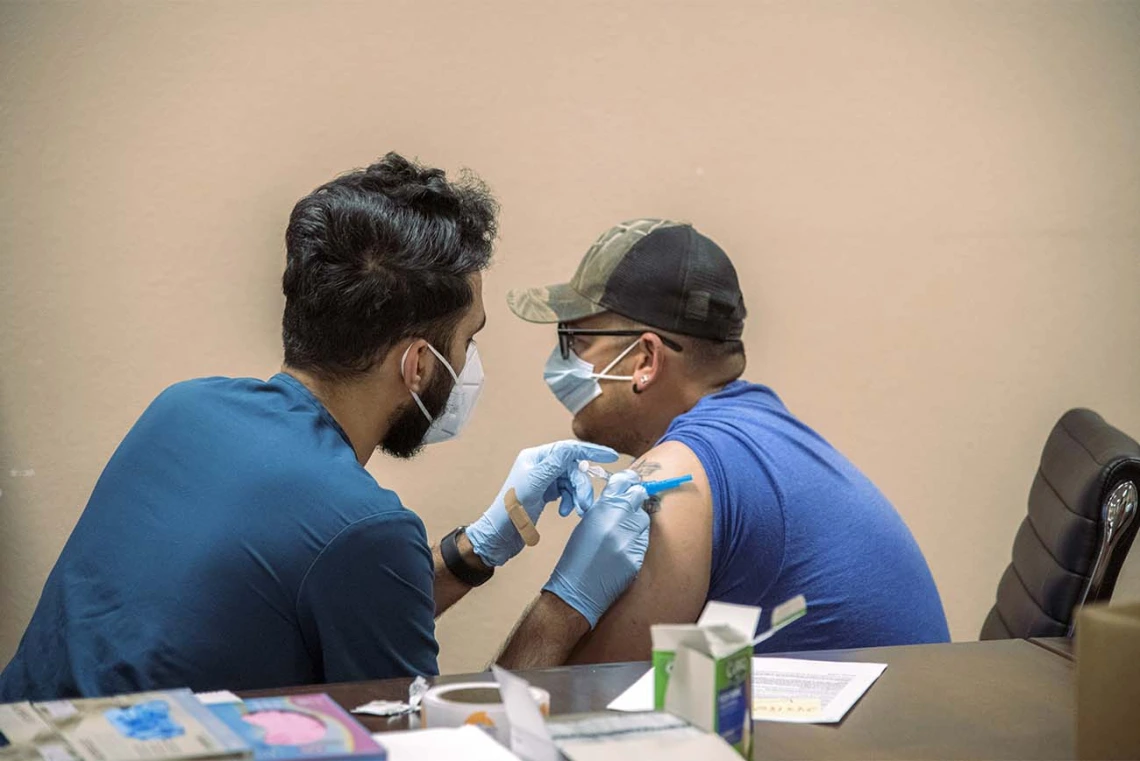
[[420, 682, 551, 745]]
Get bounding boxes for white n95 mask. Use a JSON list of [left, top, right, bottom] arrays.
[[401, 341, 484, 445], [542, 340, 639, 415]]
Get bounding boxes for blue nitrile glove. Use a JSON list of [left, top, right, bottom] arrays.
[[543, 470, 651, 627], [466, 440, 619, 567]]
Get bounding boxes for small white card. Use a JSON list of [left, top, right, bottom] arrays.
[[492, 665, 558, 761]]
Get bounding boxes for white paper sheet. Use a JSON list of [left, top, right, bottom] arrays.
[[373, 726, 521, 760], [560, 733, 742, 761], [751, 657, 887, 723], [550, 711, 722, 761], [605, 657, 887, 723], [606, 669, 654, 712]]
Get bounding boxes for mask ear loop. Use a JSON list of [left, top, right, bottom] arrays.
[[400, 343, 460, 423], [591, 339, 641, 382], [425, 343, 461, 384]]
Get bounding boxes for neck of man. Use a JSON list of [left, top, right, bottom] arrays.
[[627, 377, 733, 459], [281, 365, 399, 466]]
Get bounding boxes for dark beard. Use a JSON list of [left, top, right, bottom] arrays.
[[379, 365, 454, 459]]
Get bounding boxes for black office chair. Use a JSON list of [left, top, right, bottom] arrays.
[[980, 408, 1140, 639]]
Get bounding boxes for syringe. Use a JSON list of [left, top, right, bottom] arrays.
[[578, 461, 694, 497], [578, 462, 611, 480]]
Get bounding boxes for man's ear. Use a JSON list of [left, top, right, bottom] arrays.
[[632, 333, 665, 393], [397, 338, 430, 394]]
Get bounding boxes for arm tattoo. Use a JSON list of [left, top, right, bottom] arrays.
[[632, 458, 663, 515], [632, 459, 661, 478]]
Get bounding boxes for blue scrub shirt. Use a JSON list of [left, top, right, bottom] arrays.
[[0, 374, 439, 700]]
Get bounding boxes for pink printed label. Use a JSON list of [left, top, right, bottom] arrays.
[[242, 710, 328, 746]]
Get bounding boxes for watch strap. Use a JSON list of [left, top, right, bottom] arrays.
[[441, 526, 494, 587]]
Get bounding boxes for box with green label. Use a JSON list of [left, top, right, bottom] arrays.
[[650, 602, 760, 758]]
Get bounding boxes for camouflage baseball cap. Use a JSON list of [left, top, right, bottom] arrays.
[[507, 218, 746, 341]]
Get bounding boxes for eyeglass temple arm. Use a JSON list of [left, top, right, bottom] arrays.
[[557, 328, 684, 353]]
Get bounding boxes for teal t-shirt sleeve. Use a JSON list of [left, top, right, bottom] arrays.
[[295, 510, 440, 681]]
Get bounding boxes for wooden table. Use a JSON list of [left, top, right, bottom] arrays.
[[1031, 636, 1075, 661], [242, 638, 1075, 760]]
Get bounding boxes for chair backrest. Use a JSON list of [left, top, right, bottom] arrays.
[[980, 409, 1140, 640]]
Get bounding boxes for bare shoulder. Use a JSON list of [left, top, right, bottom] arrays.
[[631, 440, 710, 516]]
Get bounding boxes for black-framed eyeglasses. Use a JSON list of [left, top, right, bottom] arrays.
[[557, 325, 684, 360]]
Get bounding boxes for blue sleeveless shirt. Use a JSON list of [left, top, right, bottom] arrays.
[[660, 381, 949, 651]]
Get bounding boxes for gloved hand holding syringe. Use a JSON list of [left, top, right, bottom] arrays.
[[462, 441, 660, 630], [577, 460, 693, 511]]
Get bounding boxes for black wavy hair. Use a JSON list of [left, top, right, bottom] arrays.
[[281, 152, 498, 378]]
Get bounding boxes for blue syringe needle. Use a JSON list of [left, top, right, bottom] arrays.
[[643, 475, 693, 496], [577, 460, 692, 498]]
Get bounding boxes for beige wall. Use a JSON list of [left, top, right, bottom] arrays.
[[2, 1, 1139, 675]]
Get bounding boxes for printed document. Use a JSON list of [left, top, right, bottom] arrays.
[[751, 658, 886, 723], [606, 657, 886, 724]]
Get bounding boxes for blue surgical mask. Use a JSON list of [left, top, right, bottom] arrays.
[[542, 340, 639, 415]]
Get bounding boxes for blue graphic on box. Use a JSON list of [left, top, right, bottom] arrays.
[[716, 685, 746, 745], [105, 700, 186, 741]]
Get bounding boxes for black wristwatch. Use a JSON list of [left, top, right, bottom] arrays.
[[440, 526, 495, 587]]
